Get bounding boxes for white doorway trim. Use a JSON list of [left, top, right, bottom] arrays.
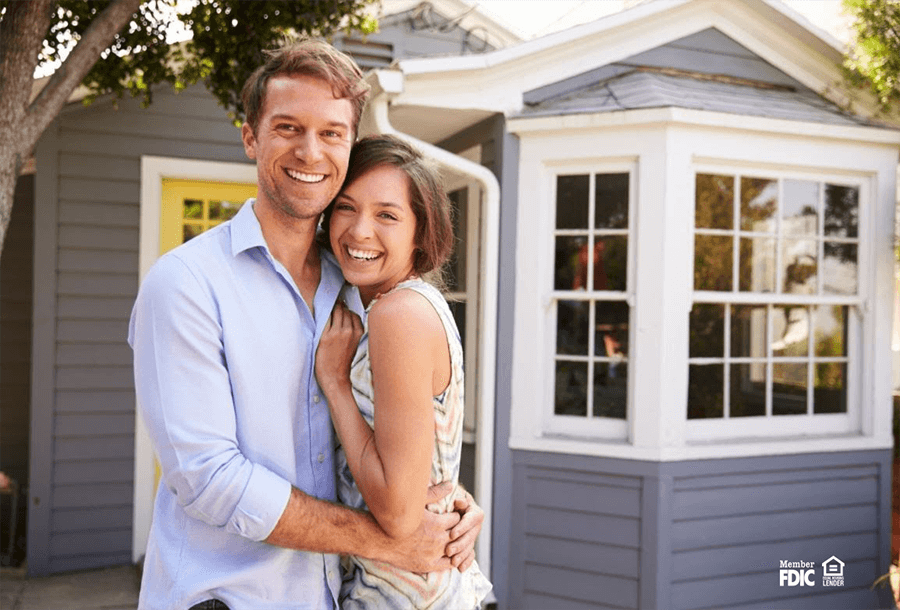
[[132, 156, 257, 562]]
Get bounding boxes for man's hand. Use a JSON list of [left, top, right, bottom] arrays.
[[383, 482, 459, 573], [447, 490, 483, 572]]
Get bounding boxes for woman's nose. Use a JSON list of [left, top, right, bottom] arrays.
[[348, 215, 374, 239]]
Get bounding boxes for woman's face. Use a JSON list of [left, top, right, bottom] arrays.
[[329, 164, 418, 305]]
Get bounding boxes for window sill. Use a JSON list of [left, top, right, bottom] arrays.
[[508, 432, 892, 462]]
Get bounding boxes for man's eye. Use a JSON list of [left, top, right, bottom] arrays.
[[323, 130, 342, 138]]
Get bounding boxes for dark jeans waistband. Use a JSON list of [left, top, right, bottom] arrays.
[[188, 600, 230, 610]]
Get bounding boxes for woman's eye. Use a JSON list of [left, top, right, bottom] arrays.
[[379, 213, 398, 221]]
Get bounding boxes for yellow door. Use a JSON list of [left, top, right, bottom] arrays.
[[154, 179, 257, 488], [160, 179, 257, 255]]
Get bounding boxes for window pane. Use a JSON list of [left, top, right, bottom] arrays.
[[739, 236, 775, 292], [596, 301, 629, 358], [772, 306, 809, 357], [183, 199, 204, 220], [731, 305, 767, 359], [557, 175, 589, 229], [690, 304, 724, 358], [219, 200, 242, 221], [555, 361, 587, 416], [447, 189, 467, 292], [781, 239, 817, 295], [448, 301, 466, 353], [694, 235, 733, 291], [814, 305, 846, 357], [688, 364, 723, 419], [594, 362, 627, 419], [183, 223, 203, 242], [696, 174, 734, 230], [730, 363, 766, 417], [824, 184, 858, 238], [555, 236, 588, 290], [596, 236, 627, 291], [557, 301, 589, 355], [823, 242, 857, 295], [814, 363, 847, 414], [595, 173, 629, 229], [782, 179, 818, 237], [740, 177, 777, 232], [772, 362, 807, 415]]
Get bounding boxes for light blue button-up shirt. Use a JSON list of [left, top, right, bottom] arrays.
[[129, 200, 358, 610]]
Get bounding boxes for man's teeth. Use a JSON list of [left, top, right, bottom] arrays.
[[348, 247, 379, 260], [286, 168, 325, 183]]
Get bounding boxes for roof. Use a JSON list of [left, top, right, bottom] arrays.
[[518, 67, 874, 127]]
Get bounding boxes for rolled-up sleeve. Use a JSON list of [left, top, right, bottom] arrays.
[[129, 254, 290, 541]]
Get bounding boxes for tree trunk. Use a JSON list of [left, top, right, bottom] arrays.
[[0, 0, 143, 258]]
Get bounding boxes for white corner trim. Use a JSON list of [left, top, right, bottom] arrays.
[[133, 155, 257, 563]]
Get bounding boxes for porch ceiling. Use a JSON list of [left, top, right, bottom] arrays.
[[380, 104, 495, 145]]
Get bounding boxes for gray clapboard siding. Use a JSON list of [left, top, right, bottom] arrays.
[[29, 81, 250, 575], [504, 450, 891, 610], [510, 453, 644, 610]]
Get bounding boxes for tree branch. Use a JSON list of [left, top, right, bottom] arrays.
[[23, 0, 144, 150]]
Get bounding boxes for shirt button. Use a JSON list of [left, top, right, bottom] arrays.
[[313, 395, 320, 404], [318, 453, 325, 463]]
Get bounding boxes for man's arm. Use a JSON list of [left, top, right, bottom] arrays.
[[266, 485, 461, 573]]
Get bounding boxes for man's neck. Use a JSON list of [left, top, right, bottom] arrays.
[[253, 202, 322, 314]]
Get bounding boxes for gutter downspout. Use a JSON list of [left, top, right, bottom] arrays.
[[367, 70, 500, 583]]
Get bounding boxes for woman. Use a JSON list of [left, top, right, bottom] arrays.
[[315, 134, 492, 609]]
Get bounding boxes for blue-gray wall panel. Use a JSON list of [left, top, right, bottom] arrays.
[[504, 450, 892, 610]]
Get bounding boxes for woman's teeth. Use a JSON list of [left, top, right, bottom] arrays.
[[348, 247, 379, 261]]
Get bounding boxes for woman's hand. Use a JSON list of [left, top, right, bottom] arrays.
[[315, 301, 363, 394]]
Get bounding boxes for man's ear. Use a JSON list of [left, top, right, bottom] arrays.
[[241, 123, 257, 160]]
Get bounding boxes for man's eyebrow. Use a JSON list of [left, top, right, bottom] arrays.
[[268, 114, 350, 131]]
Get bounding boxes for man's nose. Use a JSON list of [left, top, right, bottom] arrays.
[[294, 132, 323, 163]]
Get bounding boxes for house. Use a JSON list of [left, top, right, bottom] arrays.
[[4, 0, 898, 608]]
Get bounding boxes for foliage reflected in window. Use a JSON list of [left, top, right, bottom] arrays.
[[689, 173, 856, 421]]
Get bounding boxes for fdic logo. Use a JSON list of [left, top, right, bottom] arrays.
[[779, 560, 815, 587], [779, 557, 845, 587]]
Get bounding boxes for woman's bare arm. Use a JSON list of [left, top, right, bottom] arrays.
[[316, 291, 447, 540]]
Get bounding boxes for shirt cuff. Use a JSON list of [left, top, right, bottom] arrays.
[[225, 463, 292, 542]]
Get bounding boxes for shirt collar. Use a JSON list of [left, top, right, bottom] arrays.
[[230, 198, 268, 257]]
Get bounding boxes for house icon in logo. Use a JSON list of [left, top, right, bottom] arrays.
[[822, 556, 845, 577]]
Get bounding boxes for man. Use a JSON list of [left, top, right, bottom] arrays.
[[128, 40, 483, 610]]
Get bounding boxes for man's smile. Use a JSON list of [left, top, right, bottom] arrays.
[[285, 168, 326, 183]]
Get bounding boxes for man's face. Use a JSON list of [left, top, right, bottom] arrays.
[[241, 74, 355, 221]]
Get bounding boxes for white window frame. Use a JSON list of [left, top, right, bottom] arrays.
[[687, 162, 868, 441], [540, 160, 638, 441]]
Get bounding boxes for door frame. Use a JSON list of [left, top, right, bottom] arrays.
[[133, 156, 258, 562]]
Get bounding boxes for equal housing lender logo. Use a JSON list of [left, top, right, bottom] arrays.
[[778, 556, 845, 587]]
